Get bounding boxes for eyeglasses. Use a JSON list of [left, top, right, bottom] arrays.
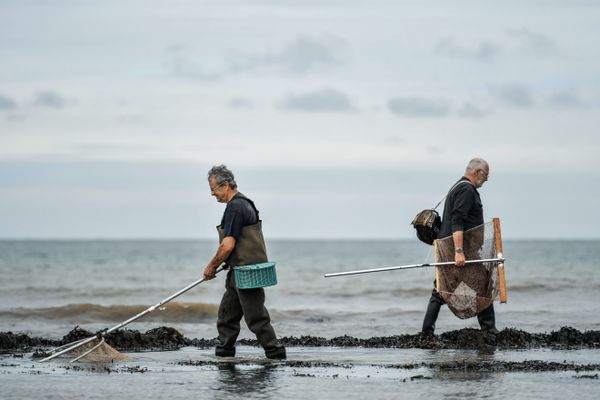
[[478, 169, 489, 179], [210, 181, 226, 194]]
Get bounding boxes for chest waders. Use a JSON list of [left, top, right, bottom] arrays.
[[217, 221, 268, 269], [214, 197, 286, 359]]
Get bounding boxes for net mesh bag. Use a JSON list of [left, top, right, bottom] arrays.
[[68, 339, 129, 363], [434, 221, 500, 319]]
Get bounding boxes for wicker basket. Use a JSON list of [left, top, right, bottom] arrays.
[[233, 262, 278, 289]]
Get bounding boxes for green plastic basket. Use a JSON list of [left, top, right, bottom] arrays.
[[233, 262, 278, 289]]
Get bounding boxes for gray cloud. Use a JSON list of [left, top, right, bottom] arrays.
[[227, 34, 346, 75], [0, 94, 17, 110], [280, 88, 354, 113], [263, 34, 346, 74], [164, 45, 223, 81], [381, 136, 405, 145], [508, 28, 558, 55], [228, 97, 253, 109], [72, 143, 156, 153], [115, 114, 148, 124], [458, 103, 488, 118], [491, 84, 534, 108], [33, 91, 66, 109], [168, 34, 347, 80], [387, 97, 451, 117], [434, 37, 500, 61], [427, 145, 445, 155], [548, 90, 583, 109]]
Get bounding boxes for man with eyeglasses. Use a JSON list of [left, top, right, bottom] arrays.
[[202, 164, 286, 359], [421, 157, 499, 336]]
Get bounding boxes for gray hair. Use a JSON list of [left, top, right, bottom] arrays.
[[465, 157, 488, 172], [208, 165, 237, 189]]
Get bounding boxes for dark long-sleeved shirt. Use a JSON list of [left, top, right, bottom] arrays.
[[438, 177, 483, 239]]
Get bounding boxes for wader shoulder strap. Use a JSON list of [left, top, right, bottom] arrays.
[[233, 193, 260, 219], [217, 193, 268, 267]]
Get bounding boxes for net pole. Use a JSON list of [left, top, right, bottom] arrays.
[[47, 337, 90, 353], [40, 266, 224, 363], [69, 338, 105, 363], [434, 240, 441, 293], [39, 336, 100, 362], [493, 217, 507, 303], [106, 265, 223, 335], [324, 258, 505, 278]]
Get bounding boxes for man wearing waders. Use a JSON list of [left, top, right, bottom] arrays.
[[203, 165, 286, 359], [421, 158, 499, 336]]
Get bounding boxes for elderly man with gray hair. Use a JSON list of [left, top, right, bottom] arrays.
[[421, 157, 500, 335], [203, 164, 286, 359]]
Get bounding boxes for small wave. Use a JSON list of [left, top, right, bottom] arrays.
[[505, 282, 600, 293], [0, 286, 184, 297], [276, 307, 423, 320], [0, 302, 218, 323], [287, 287, 429, 299], [339, 288, 427, 298]]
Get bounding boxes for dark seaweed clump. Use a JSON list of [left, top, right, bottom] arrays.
[[62, 326, 193, 351], [241, 326, 600, 351], [176, 359, 600, 373], [0, 332, 58, 352], [2, 326, 201, 353], [2, 326, 600, 352]]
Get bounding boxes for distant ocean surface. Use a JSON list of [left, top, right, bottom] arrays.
[[2, 238, 599, 339]]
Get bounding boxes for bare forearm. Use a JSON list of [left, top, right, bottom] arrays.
[[452, 231, 464, 250], [208, 238, 235, 268], [203, 236, 236, 280], [207, 250, 229, 268]]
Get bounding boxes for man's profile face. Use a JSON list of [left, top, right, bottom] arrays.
[[208, 177, 228, 203], [474, 166, 489, 188]]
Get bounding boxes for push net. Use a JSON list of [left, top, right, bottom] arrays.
[[434, 220, 505, 319], [52, 338, 129, 363], [70, 339, 129, 363]]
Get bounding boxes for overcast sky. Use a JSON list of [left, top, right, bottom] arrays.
[[1, 0, 599, 239]]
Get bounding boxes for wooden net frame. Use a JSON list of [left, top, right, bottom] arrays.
[[434, 217, 507, 319]]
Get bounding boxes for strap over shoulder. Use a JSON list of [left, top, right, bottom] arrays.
[[433, 179, 473, 210]]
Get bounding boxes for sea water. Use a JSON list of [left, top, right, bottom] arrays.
[[2, 239, 599, 338], [1, 239, 599, 399]]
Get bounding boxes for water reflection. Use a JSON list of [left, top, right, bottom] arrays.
[[211, 362, 278, 399], [425, 348, 503, 398]]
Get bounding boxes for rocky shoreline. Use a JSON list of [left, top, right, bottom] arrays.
[[1, 326, 599, 353]]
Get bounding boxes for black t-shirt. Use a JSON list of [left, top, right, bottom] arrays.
[[438, 178, 483, 238], [220, 192, 259, 239]]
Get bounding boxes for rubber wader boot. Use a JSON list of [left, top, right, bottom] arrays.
[[265, 345, 286, 360], [421, 297, 442, 335], [477, 304, 500, 335], [215, 346, 236, 357]]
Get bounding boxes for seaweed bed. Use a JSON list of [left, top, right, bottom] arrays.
[[1, 326, 599, 353], [177, 359, 600, 374]]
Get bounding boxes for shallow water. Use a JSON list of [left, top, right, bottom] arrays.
[[2, 347, 599, 400]]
